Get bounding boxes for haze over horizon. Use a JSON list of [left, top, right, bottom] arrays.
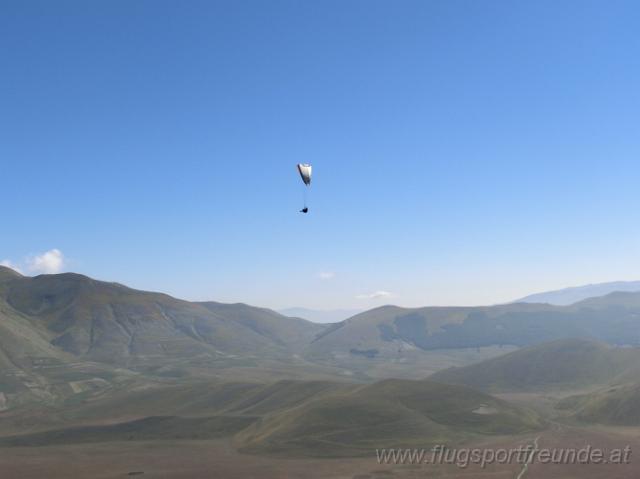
[[3, 0, 640, 309]]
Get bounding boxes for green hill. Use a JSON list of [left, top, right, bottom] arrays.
[[52, 379, 356, 426], [307, 296, 640, 362], [0, 267, 332, 411], [0, 267, 324, 366], [234, 378, 542, 457], [0, 376, 540, 456], [430, 339, 640, 392], [560, 381, 640, 425], [0, 415, 258, 446]]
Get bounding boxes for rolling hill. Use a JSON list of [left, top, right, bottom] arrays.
[[0, 415, 258, 447], [306, 294, 640, 364], [430, 339, 640, 392], [235, 378, 542, 457], [564, 382, 640, 425], [0, 375, 541, 458]]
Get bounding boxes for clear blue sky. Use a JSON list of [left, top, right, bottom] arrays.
[[2, 0, 640, 309]]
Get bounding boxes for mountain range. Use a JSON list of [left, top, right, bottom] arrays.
[[5, 266, 640, 460], [515, 280, 640, 305], [5, 265, 640, 410], [4, 266, 640, 381], [0, 267, 323, 366]]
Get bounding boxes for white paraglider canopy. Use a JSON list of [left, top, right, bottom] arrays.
[[296, 163, 312, 213], [297, 163, 312, 186]]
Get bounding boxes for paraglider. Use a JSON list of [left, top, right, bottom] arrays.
[[297, 163, 312, 213]]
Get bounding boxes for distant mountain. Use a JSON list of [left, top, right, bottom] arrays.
[[515, 281, 640, 305], [0, 267, 324, 366], [6, 267, 640, 366], [430, 339, 640, 392], [0, 266, 332, 412], [278, 307, 362, 323], [306, 297, 640, 362]]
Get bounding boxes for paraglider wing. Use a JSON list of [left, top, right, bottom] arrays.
[[297, 163, 312, 186]]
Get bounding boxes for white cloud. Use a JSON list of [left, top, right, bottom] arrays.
[[356, 290, 395, 300], [318, 271, 335, 280], [27, 249, 65, 274], [0, 259, 23, 274]]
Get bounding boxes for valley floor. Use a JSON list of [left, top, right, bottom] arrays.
[[2, 423, 638, 479], [0, 438, 515, 479]]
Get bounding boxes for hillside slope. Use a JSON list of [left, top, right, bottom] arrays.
[[6, 266, 640, 396], [307, 296, 640, 362], [560, 381, 640, 425], [0, 376, 540, 458], [430, 339, 640, 392], [0, 267, 324, 367], [235, 379, 542, 457]]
